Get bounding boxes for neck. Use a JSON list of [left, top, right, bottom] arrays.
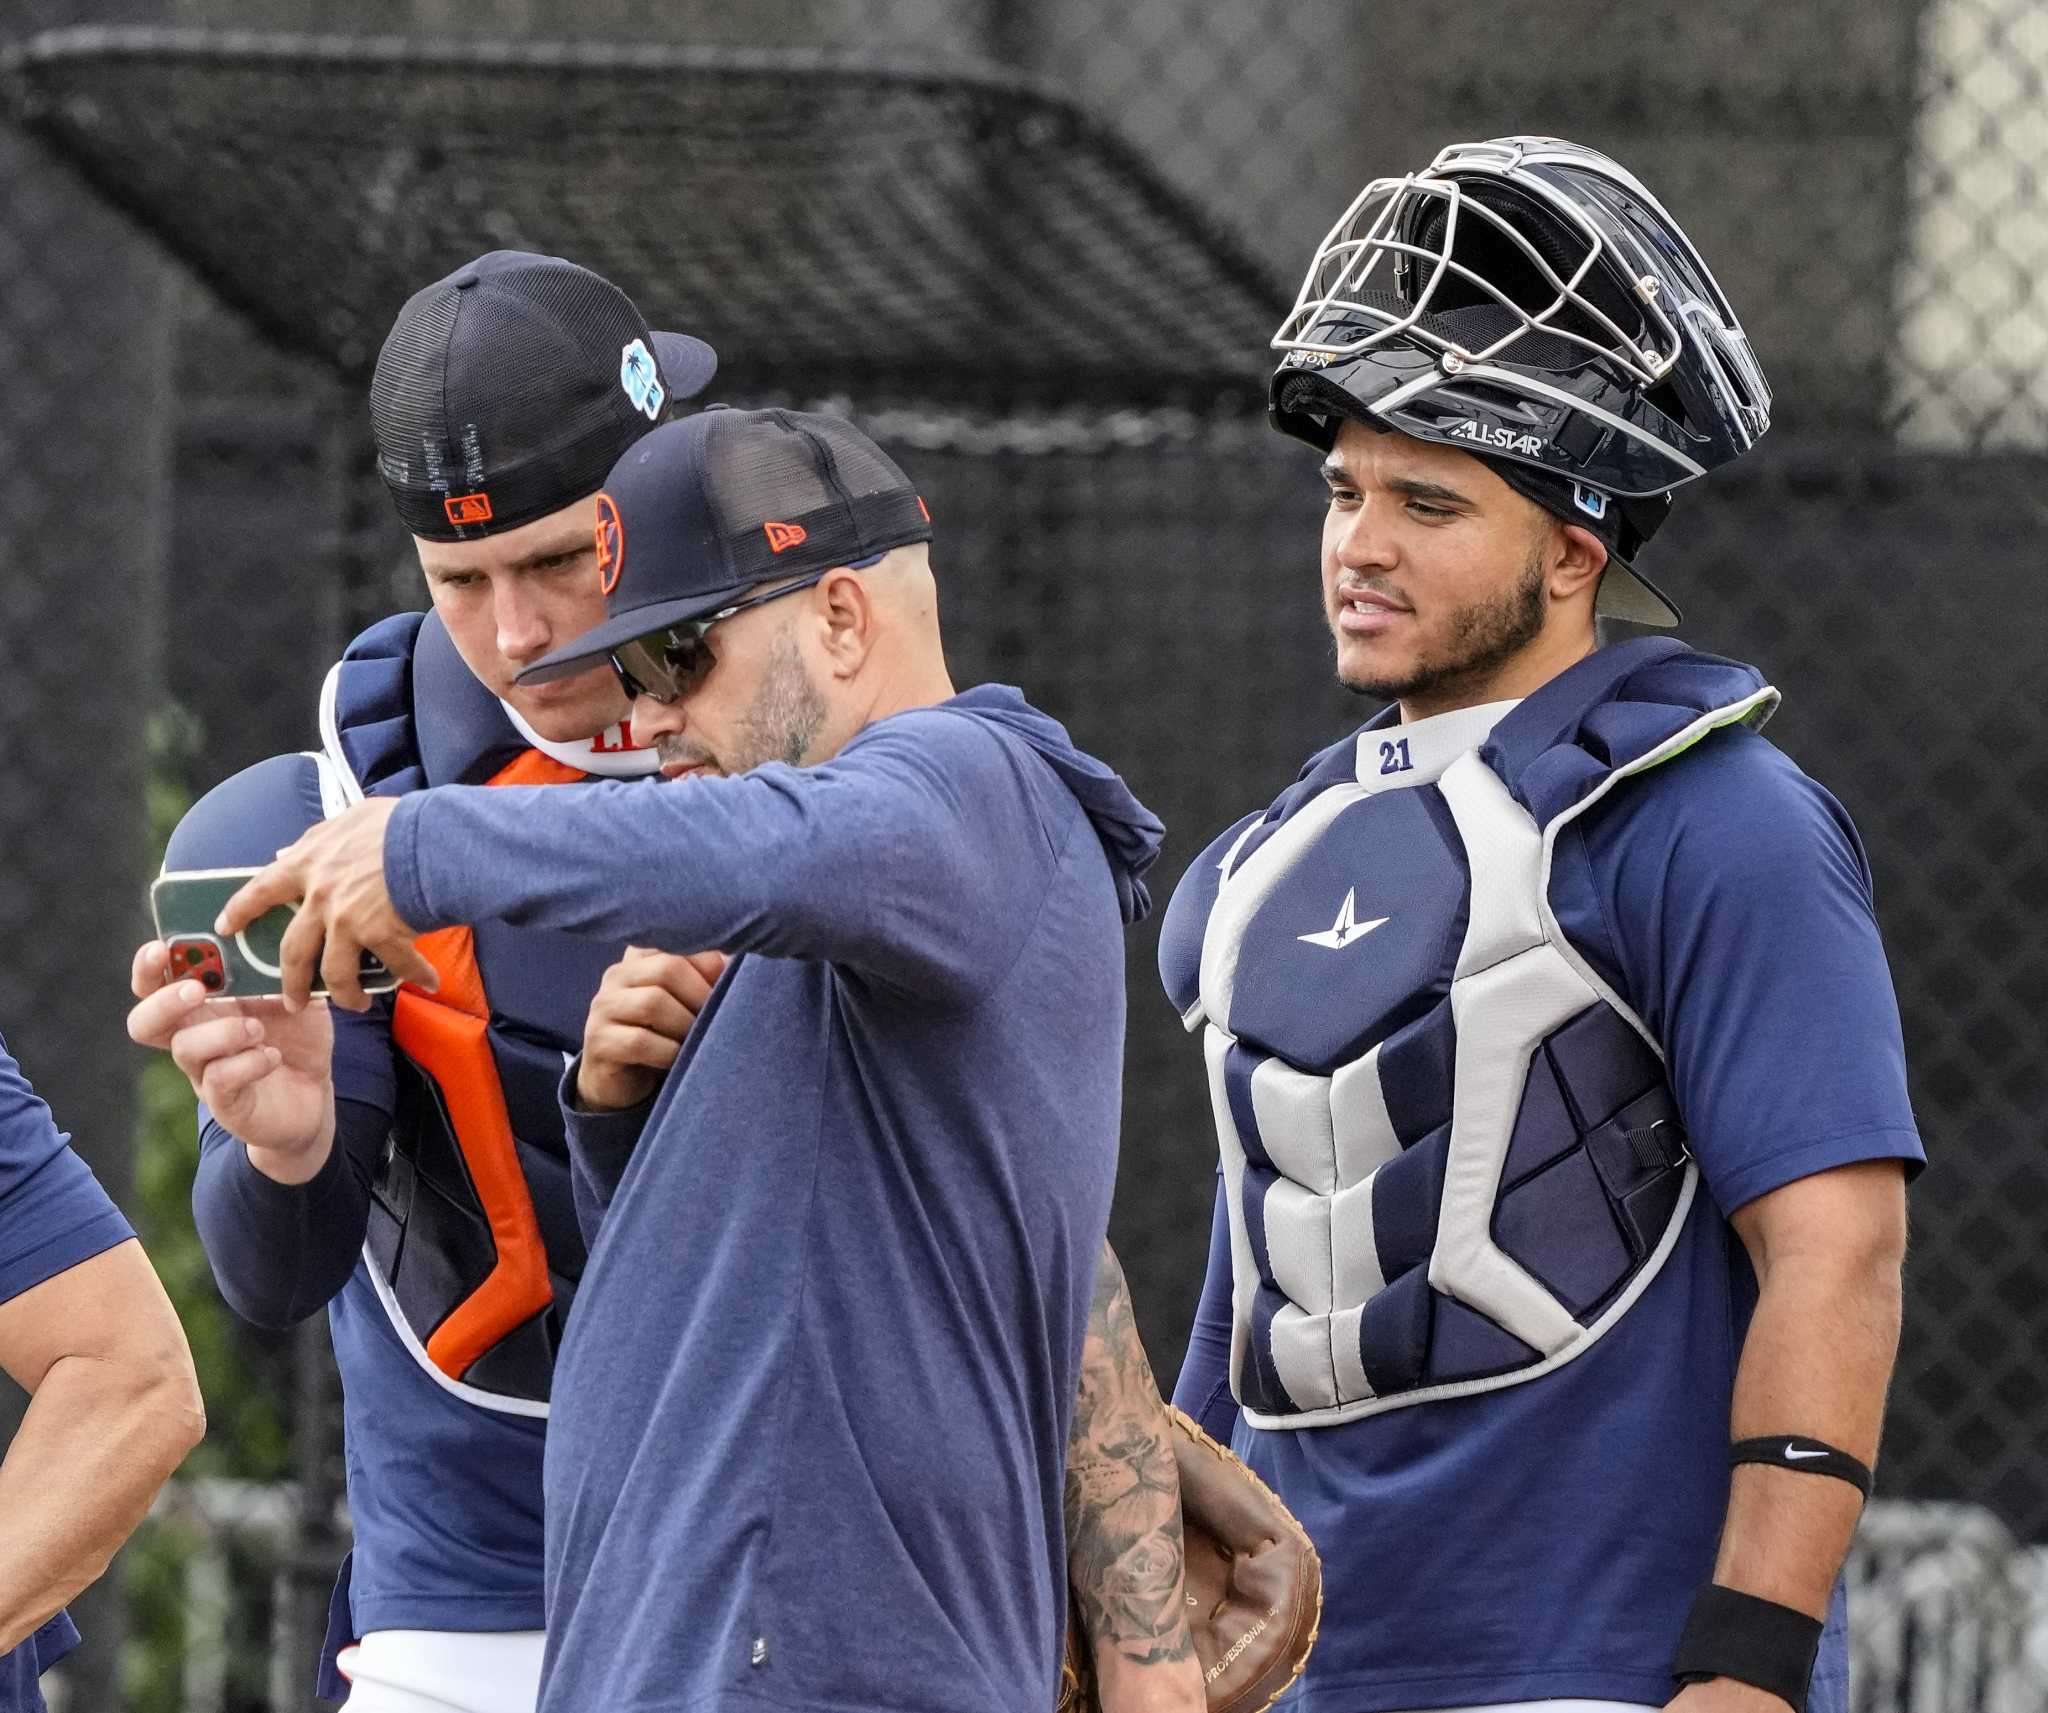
[[829, 651, 958, 757], [1396, 621, 1596, 725]]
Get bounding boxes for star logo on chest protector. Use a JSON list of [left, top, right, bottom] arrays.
[[1297, 887, 1389, 951]]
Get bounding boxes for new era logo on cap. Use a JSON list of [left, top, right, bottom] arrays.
[[764, 521, 809, 553], [445, 493, 494, 526]]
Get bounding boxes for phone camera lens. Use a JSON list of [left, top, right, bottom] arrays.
[[201, 970, 224, 992]]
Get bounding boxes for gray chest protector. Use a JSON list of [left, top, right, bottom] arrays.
[[1166, 640, 1776, 1428]]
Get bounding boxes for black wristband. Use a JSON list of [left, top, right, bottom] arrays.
[[1731, 1435, 1873, 1497], [1673, 1583, 1823, 1710]]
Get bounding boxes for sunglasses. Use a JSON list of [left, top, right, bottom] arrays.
[[607, 570, 831, 705]]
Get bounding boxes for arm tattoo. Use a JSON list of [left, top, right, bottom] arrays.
[[1065, 1240, 1199, 1669]]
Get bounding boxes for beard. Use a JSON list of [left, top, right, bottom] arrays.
[[657, 626, 828, 779], [1338, 545, 1548, 705]]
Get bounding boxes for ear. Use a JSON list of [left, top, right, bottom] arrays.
[[810, 567, 877, 680], [1551, 521, 1609, 605]]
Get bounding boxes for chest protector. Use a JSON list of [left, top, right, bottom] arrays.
[[322, 612, 641, 1417], [1161, 639, 1776, 1428]]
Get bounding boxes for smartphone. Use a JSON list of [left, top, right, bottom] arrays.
[[150, 868, 400, 999]]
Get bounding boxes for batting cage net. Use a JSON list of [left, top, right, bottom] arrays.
[[0, 0, 2044, 1708]]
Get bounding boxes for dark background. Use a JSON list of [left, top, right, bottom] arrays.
[[1, 1, 2044, 1706]]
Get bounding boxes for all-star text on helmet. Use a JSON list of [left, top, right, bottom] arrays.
[[1269, 137, 1772, 625]]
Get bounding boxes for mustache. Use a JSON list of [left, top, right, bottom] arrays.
[[654, 734, 721, 772], [1334, 574, 1412, 610]]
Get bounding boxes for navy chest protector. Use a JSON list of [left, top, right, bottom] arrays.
[[321, 612, 627, 1416], [1160, 640, 1776, 1427]]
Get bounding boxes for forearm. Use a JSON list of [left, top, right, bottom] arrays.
[[1708, 1246, 1900, 1616], [1065, 1243, 1201, 1709], [192, 1098, 380, 1328], [0, 1342, 204, 1652], [386, 746, 994, 1000], [1169, 1183, 1240, 1445]]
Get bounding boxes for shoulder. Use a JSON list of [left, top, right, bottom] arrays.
[[0, 1035, 128, 1286], [1582, 723, 1871, 903], [0, 1032, 62, 1183], [846, 704, 1068, 823], [875, 702, 1015, 768]]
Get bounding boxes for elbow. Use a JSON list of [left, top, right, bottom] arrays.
[[134, 1336, 208, 1469]]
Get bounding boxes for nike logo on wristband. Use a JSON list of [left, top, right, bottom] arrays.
[[1785, 1444, 1828, 1459]]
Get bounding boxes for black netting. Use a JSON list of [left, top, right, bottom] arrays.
[[4, 2, 2047, 1707], [0, 29, 1282, 412]]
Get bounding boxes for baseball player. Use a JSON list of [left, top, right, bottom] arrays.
[[0, 1033, 202, 1713], [1161, 138, 1920, 1713], [128, 258, 1199, 1712], [213, 403, 1175, 1713], [124, 251, 723, 1713]]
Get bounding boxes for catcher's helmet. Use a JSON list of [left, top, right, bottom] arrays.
[[1269, 137, 1770, 625]]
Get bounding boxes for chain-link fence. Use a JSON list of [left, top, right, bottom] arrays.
[[2, 0, 2045, 1707]]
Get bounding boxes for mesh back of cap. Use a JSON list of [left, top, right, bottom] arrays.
[[705, 410, 932, 586], [370, 255, 664, 540]]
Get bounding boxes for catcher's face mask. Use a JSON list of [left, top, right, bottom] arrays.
[[1269, 136, 1771, 501]]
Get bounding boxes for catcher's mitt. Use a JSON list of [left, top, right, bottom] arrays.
[[1056, 1407, 1321, 1713]]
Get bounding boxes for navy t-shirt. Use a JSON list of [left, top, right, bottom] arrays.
[[1170, 716, 1922, 1712], [0, 1033, 135, 1713], [385, 686, 1162, 1713]]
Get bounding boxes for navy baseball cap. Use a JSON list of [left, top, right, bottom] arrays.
[[371, 250, 719, 542], [516, 407, 933, 687]]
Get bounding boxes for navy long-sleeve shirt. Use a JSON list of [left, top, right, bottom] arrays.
[[384, 685, 1162, 1713]]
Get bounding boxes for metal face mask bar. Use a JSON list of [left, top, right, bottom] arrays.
[[609, 569, 831, 705], [1272, 141, 1686, 386]]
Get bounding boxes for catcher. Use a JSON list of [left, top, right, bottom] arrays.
[[1164, 136, 1917, 1713]]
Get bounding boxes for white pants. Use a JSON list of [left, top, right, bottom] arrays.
[[1403, 1703, 1657, 1712], [335, 1629, 545, 1713]]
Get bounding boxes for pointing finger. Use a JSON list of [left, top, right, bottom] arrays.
[[218, 858, 305, 937]]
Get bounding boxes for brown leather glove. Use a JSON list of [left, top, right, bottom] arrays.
[[1057, 1407, 1322, 1713]]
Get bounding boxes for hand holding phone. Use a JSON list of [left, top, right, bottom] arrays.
[[125, 936, 340, 1179], [151, 869, 399, 1000]]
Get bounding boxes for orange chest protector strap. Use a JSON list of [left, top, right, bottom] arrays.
[[389, 748, 584, 1383]]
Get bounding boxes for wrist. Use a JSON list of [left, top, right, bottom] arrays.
[[242, 1108, 338, 1185], [1088, 1642, 1204, 1713], [1673, 1583, 1823, 1712], [569, 1053, 657, 1115]]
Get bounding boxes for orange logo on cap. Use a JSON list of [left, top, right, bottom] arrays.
[[595, 493, 625, 595], [445, 492, 494, 527], [763, 520, 808, 553]]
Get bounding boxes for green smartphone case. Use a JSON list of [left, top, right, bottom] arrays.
[[151, 868, 399, 998]]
